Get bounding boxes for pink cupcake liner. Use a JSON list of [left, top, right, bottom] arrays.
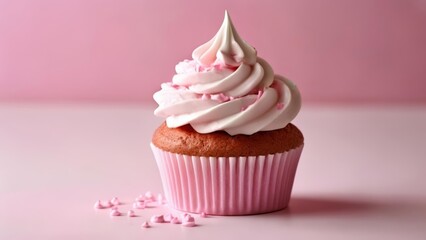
[[151, 143, 303, 215]]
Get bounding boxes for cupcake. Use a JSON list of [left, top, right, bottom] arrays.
[[151, 11, 303, 215]]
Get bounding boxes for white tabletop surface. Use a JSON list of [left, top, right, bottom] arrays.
[[1, 103, 425, 239]]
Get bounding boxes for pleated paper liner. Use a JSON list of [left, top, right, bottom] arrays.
[[151, 143, 303, 215]]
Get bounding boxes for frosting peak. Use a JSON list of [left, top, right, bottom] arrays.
[[192, 11, 257, 67], [154, 11, 301, 136]]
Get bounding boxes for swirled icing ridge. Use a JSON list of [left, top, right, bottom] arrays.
[[153, 11, 301, 136]]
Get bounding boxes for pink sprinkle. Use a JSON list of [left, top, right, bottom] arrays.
[[110, 209, 121, 217], [182, 221, 196, 227], [135, 194, 145, 202], [196, 65, 202, 72], [144, 191, 155, 201], [213, 63, 222, 70], [211, 93, 230, 102], [110, 197, 120, 206], [150, 215, 165, 223], [183, 214, 192, 222], [94, 200, 104, 209], [163, 214, 173, 222], [127, 210, 136, 217], [182, 215, 196, 227], [200, 212, 207, 218], [133, 201, 146, 209], [257, 89, 264, 100], [141, 221, 150, 228], [241, 106, 247, 111], [157, 194, 164, 205], [219, 93, 230, 102], [276, 102, 284, 110], [201, 94, 211, 100], [182, 222, 196, 227], [171, 217, 181, 224]]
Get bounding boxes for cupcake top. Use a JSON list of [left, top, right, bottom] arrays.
[[154, 11, 301, 136]]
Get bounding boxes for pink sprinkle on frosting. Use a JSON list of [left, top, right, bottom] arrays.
[[196, 64, 203, 72], [211, 93, 230, 102], [200, 212, 207, 218], [276, 102, 284, 110], [212, 63, 222, 70], [201, 94, 211, 100], [257, 89, 264, 100]]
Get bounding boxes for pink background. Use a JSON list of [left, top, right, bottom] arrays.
[[1, 0, 425, 104]]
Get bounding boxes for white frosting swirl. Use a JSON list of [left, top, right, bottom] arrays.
[[154, 11, 301, 136]]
